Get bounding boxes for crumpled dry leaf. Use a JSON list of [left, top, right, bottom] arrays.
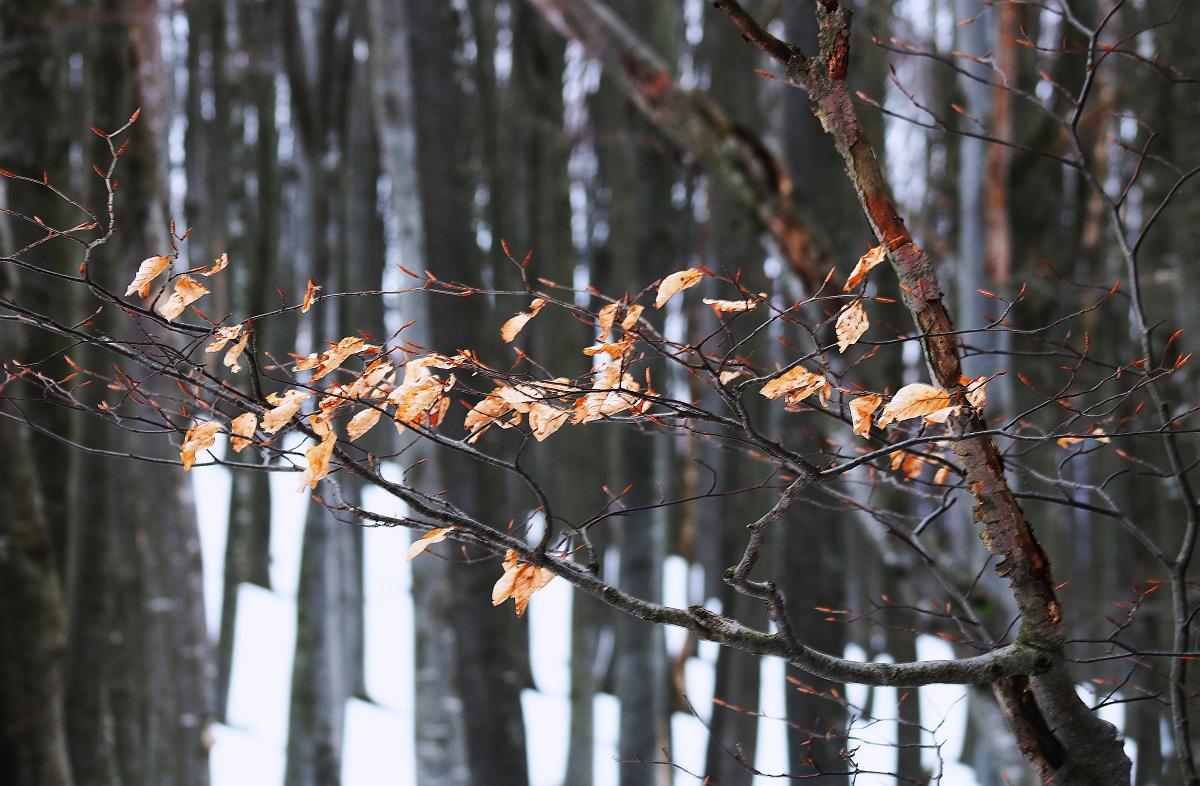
[[299, 431, 337, 490], [922, 404, 962, 424], [261, 389, 311, 433], [464, 392, 521, 442], [302, 277, 320, 313], [845, 245, 886, 291], [933, 465, 951, 485], [492, 549, 556, 616], [205, 324, 244, 353], [849, 394, 882, 437], [199, 253, 228, 276], [180, 419, 221, 472], [528, 401, 570, 441], [224, 331, 250, 373], [621, 304, 643, 330], [964, 375, 987, 411], [877, 383, 952, 427], [347, 407, 382, 441], [582, 334, 636, 360], [389, 372, 453, 431], [158, 276, 209, 321], [702, 298, 757, 318], [501, 298, 546, 343], [835, 300, 869, 352], [230, 412, 257, 453], [126, 255, 171, 298], [597, 303, 619, 342], [571, 360, 642, 424], [299, 337, 370, 382], [719, 370, 741, 385], [759, 366, 831, 406], [654, 268, 703, 309], [406, 528, 453, 561]]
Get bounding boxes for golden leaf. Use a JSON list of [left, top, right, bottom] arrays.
[[702, 298, 757, 318], [261, 389, 311, 433], [126, 255, 171, 298], [299, 431, 337, 490], [406, 528, 452, 561], [933, 465, 951, 485], [309, 411, 334, 439], [501, 298, 547, 343], [654, 268, 703, 309], [347, 407, 382, 441], [302, 277, 320, 313], [465, 393, 516, 442], [849, 394, 882, 437], [180, 419, 221, 472], [835, 300, 869, 352], [224, 332, 250, 373], [571, 361, 641, 424], [205, 324, 243, 353], [230, 412, 257, 453], [760, 366, 831, 406], [597, 303, 619, 341], [877, 383, 952, 427], [200, 253, 228, 276], [158, 276, 209, 322], [845, 245, 886, 291], [528, 402, 569, 441], [492, 549, 556, 616]]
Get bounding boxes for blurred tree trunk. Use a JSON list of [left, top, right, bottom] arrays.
[[281, 2, 368, 783], [367, 0, 471, 782], [0, 5, 76, 781], [56, 4, 214, 785], [588, 3, 679, 783]]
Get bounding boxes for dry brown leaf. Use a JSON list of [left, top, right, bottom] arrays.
[[501, 298, 547, 343], [597, 303, 619, 341], [702, 298, 757, 318], [581, 334, 636, 360], [849, 394, 882, 437], [230, 412, 257, 453], [465, 393, 516, 441], [126, 255, 171, 298], [760, 366, 831, 406], [347, 407, 382, 441], [224, 331, 250, 373], [200, 253, 228, 276], [299, 431, 337, 490], [302, 277, 320, 313], [877, 383, 952, 427], [719, 370, 741, 385], [571, 361, 641, 424], [492, 549, 556, 616], [621, 304, 643, 330], [933, 465, 951, 485], [309, 411, 334, 439], [922, 405, 962, 424], [204, 324, 243, 353], [835, 300, 869, 352], [964, 375, 987, 411], [309, 337, 369, 382], [406, 528, 453, 561], [528, 402, 569, 441], [180, 420, 221, 472], [158, 276, 209, 321], [845, 245, 886, 291], [654, 268, 703, 309], [261, 389, 311, 433], [390, 373, 453, 431]]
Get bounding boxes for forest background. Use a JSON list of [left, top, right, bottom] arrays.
[[2, 0, 1200, 785]]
